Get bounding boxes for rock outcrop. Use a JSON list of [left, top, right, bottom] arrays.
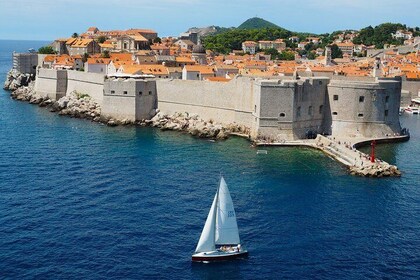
[[349, 164, 401, 177], [10, 83, 101, 122], [3, 69, 35, 91], [5, 78, 248, 140], [139, 111, 251, 140]]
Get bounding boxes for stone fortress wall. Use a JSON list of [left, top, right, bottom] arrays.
[[254, 78, 329, 140], [102, 79, 157, 121], [66, 71, 105, 103], [328, 78, 402, 138], [35, 68, 68, 100], [33, 68, 404, 140], [156, 77, 257, 134]]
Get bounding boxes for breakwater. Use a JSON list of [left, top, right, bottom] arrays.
[[256, 134, 408, 177]]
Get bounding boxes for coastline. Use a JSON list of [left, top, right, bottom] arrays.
[[255, 134, 408, 177], [3, 69, 407, 178]]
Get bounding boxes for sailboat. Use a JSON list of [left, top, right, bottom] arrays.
[[192, 177, 248, 262]]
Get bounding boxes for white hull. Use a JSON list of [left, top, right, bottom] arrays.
[[192, 249, 248, 262]]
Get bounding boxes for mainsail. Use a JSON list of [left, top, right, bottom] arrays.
[[195, 177, 240, 253], [215, 177, 240, 245], [195, 191, 218, 253]]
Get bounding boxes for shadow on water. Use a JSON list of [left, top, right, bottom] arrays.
[[191, 260, 246, 280]]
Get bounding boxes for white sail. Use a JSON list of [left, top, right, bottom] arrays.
[[215, 177, 240, 245], [195, 192, 218, 253]]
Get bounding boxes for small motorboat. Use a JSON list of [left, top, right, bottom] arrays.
[[405, 107, 419, 115], [192, 177, 248, 262]]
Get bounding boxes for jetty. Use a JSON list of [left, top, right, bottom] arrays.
[[256, 134, 409, 177]]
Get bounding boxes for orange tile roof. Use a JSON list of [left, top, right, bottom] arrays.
[[110, 53, 133, 61], [44, 55, 56, 62], [129, 35, 148, 42], [66, 38, 94, 48], [184, 65, 214, 74], [175, 56, 195, 63], [205, 77, 230, 82], [86, 58, 111, 65], [120, 64, 168, 75]]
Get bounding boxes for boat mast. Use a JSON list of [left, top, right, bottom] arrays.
[[213, 176, 221, 245]]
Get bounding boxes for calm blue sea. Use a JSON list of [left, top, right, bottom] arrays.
[[0, 40, 419, 279]]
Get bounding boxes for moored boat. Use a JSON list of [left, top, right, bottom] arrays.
[[192, 177, 248, 262]]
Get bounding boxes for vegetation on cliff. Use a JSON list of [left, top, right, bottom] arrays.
[[237, 17, 280, 30], [201, 17, 419, 54], [352, 23, 406, 48], [203, 27, 292, 54], [38, 46, 56, 54]]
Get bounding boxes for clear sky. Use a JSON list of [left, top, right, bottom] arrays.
[[0, 0, 419, 41]]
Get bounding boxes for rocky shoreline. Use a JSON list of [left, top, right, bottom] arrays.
[[2, 71, 403, 178], [3, 69, 35, 91], [349, 164, 401, 177], [144, 111, 250, 140], [3, 70, 250, 141]]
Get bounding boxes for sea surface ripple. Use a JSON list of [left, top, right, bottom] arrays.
[[0, 40, 419, 279]]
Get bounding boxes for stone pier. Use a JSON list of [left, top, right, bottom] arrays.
[[256, 134, 409, 177]]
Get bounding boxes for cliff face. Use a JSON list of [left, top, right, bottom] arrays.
[[3, 69, 35, 91]]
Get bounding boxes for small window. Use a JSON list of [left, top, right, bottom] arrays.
[[123, 91, 128, 95], [279, 113, 286, 117], [139, 91, 143, 95], [333, 95, 339, 101], [111, 90, 115, 94], [385, 96, 389, 103], [149, 91, 152, 95], [254, 105, 257, 113], [358, 113, 364, 117], [297, 107, 301, 117], [319, 105, 323, 114], [385, 110, 389, 116], [332, 112, 338, 115], [359, 96, 364, 102]]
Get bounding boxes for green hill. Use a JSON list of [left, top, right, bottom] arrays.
[[238, 17, 280, 30]]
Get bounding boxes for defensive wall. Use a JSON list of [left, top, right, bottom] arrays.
[[33, 68, 405, 141], [66, 71, 105, 103], [254, 78, 329, 140], [156, 77, 256, 134], [35, 68, 68, 100], [102, 79, 157, 121], [328, 78, 402, 138], [35, 69, 105, 103]]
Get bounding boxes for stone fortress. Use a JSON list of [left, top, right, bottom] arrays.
[[32, 66, 403, 141]]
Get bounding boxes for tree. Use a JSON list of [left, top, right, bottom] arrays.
[[153, 37, 162, 44], [263, 48, 279, 57], [82, 53, 90, 63], [72, 33, 79, 38], [330, 44, 343, 59], [202, 27, 292, 54], [97, 36, 107, 44], [307, 52, 316, 60], [278, 51, 295, 61], [38, 46, 55, 54], [101, 50, 110, 58]]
